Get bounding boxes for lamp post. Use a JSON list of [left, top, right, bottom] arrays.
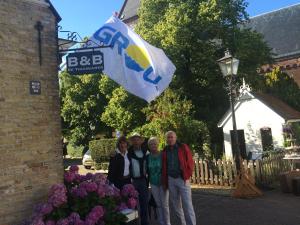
[[217, 50, 241, 171], [217, 50, 262, 198]]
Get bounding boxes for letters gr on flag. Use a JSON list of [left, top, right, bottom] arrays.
[[66, 51, 104, 75], [86, 16, 176, 103]]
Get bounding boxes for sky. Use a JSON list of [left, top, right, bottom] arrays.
[[51, 0, 300, 39]]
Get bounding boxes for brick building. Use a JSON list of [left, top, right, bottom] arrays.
[[248, 4, 300, 86], [119, 1, 300, 86], [0, 0, 63, 224]]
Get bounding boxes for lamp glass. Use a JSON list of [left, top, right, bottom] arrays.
[[218, 57, 239, 77]]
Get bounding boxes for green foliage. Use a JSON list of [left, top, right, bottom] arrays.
[[94, 162, 109, 171], [59, 0, 275, 159], [101, 87, 146, 134], [60, 72, 108, 146], [67, 143, 84, 158], [135, 0, 272, 157], [263, 67, 300, 111], [137, 89, 211, 157], [99, 76, 119, 99], [135, 0, 270, 102], [89, 139, 116, 163], [291, 122, 300, 145]]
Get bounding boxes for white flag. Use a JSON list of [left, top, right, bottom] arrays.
[[87, 16, 176, 102]]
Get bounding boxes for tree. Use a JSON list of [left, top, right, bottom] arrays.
[[263, 67, 300, 111], [135, 0, 272, 155], [60, 72, 108, 146], [137, 89, 211, 157], [101, 86, 147, 134], [99, 75, 119, 99]]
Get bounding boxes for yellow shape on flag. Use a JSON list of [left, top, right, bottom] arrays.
[[126, 45, 151, 69]]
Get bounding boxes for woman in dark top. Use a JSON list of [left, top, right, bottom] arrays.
[[107, 136, 131, 189]]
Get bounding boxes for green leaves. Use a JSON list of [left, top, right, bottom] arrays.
[[60, 73, 108, 146], [101, 87, 146, 134], [89, 139, 116, 163], [263, 67, 300, 111], [60, 0, 275, 159], [134, 0, 272, 157], [137, 89, 212, 157]]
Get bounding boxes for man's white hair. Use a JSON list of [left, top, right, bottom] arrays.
[[165, 130, 177, 138]]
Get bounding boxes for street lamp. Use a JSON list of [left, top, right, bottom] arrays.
[[217, 50, 240, 77], [217, 50, 262, 198], [217, 50, 241, 171]]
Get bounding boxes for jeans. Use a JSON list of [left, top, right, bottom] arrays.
[[168, 177, 196, 225], [132, 178, 149, 225], [150, 184, 171, 225]]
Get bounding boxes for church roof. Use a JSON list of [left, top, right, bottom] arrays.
[[246, 3, 300, 60], [119, 0, 140, 22]]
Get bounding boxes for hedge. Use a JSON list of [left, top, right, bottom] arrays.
[[67, 143, 84, 158], [94, 162, 109, 171], [89, 138, 116, 163]]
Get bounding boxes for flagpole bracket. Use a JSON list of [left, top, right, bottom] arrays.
[[57, 26, 111, 53]]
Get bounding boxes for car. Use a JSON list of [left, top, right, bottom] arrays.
[[82, 150, 94, 169]]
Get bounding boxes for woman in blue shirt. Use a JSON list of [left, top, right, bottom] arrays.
[[147, 137, 170, 225]]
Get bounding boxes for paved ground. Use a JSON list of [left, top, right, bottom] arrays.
[[64, 159, 300, 225], [147, 189, 300, 225]]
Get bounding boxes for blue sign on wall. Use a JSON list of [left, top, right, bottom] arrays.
[[66, 51, 104, 75]]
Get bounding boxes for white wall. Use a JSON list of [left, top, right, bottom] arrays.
[[222, 97, 285, 160]]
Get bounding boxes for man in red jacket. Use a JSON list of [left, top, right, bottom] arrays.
[[161, 131, 196, 225]]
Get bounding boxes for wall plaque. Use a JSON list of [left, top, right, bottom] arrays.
[[30, 80, 41, 95]]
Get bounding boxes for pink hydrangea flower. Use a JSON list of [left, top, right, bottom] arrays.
[[69, 165, 79, 173], [74, 220, 85, 225], [48, 184, 67, 207], [104, 184, 116, 196], [85, 206, 105, 225], [112, 186, 121, 197], [64, 171, 76, 183], [56, 218, 68, 225], [85, 173, 94, 181], [45, 220, 55, 225], [32, 218, 45, 225], [82, 181, 98, 193], [97, 185, 106, 198], [127, 198, 137, 209], [68, 212, 81, 222], [121, 184, 138, 198], [39, 203, 53, 215], [71, 186, 88, 198], [93, 173, 107, 185], [117, 202, 128, 211], [74, 174, 82, 183]]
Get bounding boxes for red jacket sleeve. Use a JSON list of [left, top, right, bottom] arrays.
[[183, 144, 195, 178]]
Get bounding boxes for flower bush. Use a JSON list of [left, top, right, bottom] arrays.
[[29, 166, 138, 225]]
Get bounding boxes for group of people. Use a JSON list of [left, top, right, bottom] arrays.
[[107, 131, 196, 225]]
